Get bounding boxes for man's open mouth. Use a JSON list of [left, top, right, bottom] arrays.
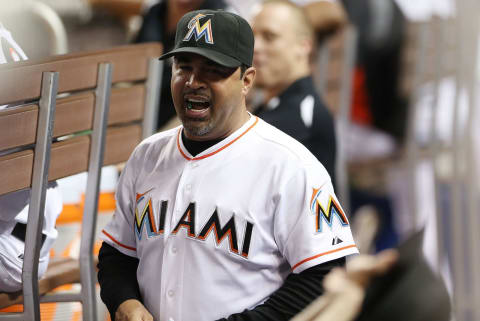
[[185, 96, 211, 117]]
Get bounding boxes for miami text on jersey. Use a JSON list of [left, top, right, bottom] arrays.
[[135, 200, 254, 258], [310, 188, 349, 233]]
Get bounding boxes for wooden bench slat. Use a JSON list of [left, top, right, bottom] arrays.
[[54, 93, 95, 137], [0, 124, 143, 195], [0, 150, 33, 195], [0, 43, 162, 105], [0, 105, 37, 151], [0, 84, 146, 153], [104, 124, 142, 165], [108, 85, 145, 125], [49, 136, 91, 181]]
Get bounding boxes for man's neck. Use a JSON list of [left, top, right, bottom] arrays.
[[264, 69, 310, 102], [182, 131, 223, 156]]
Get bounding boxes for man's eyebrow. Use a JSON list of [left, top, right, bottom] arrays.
[[174, 55, 191, 63]]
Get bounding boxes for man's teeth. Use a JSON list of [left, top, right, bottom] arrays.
[[188, 98, 207, 103], [186, 98, 209, 110]]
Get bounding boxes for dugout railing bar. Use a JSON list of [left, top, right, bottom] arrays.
[[313, 24, 358, 218]]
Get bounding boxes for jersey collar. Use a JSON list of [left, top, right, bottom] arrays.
[[177, 114, 258, 161]]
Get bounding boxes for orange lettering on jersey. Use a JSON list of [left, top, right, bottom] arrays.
[[198, 209, 239, 254]]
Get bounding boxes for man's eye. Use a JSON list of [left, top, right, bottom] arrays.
[[207, 68, 221, 74], [264, 32, 276, 42], [178, 64, 192, 70]]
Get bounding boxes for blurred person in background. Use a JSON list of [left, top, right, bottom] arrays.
[[0, 21, 63, 293], [227, 0, 347, 38], [251, 0, 337, 184], [333, 0, 407, 254], [134, 0, 229, 131]]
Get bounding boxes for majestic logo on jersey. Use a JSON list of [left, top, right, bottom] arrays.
[[134, 199, 254, 258], [183, 13, 214, 44], [310, 188, 349, 233]]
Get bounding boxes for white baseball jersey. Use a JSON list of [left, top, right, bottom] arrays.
[[101, 115, 358, 321], [0, 185, 63, 292]]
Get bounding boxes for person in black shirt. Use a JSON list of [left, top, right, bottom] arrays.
[[251, 0, 337, 184]]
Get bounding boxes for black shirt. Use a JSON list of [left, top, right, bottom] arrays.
[[255, 76, 337, 184]]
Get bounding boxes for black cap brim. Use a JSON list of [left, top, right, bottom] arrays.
[[159, 46, 242, 68]]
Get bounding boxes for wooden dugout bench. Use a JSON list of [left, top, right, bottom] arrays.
[[0, 42, 163, 321]]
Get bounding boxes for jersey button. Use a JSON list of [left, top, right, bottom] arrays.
[[171, 246, 178, 254], [168, 290, 175, 297], [192, 163, 199, 168], [186, 184, 192, 191]]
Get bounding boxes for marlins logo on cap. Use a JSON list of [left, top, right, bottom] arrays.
[[183, 13, 214, 44]]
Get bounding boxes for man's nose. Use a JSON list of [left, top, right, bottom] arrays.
[[186, 72, 205, 89]]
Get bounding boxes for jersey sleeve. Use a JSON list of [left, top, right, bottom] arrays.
[[100, 150, 140, 258], [274, 162, 358, 273]]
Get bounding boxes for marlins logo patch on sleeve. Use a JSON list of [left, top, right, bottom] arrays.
[[310, 187, 349, 233]]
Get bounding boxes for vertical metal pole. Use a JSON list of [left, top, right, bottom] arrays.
[[335, 26, 357, 216], [431, 17, 449, 277], [463, 4, 480, 319], [450, 11, 468, 320], [314, 41, 329, 95], [22, 72, 58, 321], [404, 22, 428, 231], [466, 55, 480, 321], [142, 58, 163, 138], [80, 62, 112, 321]]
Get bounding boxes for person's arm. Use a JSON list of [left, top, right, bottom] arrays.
[[303, 1, 348, 35], [98, 242, 153, 321], [218, 258, 346, 321], [97, 242, 147, 320]]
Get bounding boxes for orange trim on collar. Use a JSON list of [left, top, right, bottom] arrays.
[[177, 117, 259, 161]]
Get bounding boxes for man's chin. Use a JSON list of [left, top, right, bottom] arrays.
[[182, 121, 213, 138]]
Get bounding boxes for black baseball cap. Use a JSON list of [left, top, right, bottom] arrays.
[[159, 10, 254, 68]]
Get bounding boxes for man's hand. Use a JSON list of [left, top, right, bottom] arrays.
[[115, 299, 153, 321], [291, 250, 398, 321]]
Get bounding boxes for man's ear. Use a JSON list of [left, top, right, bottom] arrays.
[[242, 67, 256, 96], [296, 37, 313, 61]]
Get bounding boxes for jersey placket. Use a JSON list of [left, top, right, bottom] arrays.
[[160, 160, 199, 321]]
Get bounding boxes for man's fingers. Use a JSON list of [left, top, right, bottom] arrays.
[[346, 249, 398, 286]]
